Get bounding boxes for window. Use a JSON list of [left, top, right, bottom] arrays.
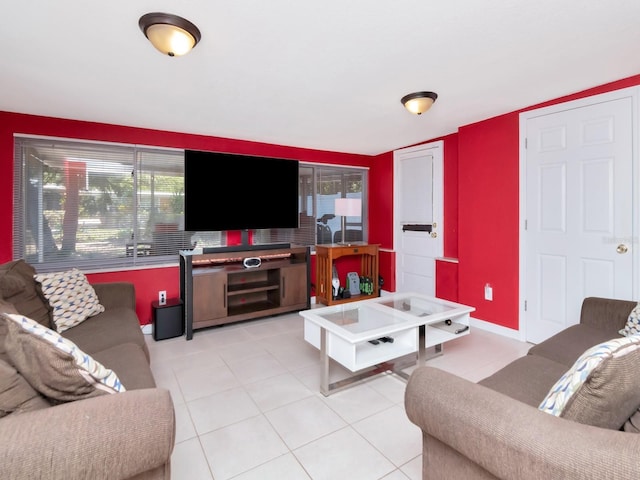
[[14, 136, 367, 272], [258, 164, 367, 249], [14, 137, 187, 271]]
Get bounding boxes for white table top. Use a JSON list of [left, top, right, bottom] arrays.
[[300, 292, 475, 343]]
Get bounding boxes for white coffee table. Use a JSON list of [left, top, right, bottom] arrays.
[[300, 292, 475, 395]]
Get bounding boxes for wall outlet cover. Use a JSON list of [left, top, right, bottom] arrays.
[[484, 284, 493, 301]]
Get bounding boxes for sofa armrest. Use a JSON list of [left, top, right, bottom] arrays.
[[0, 388, 175, 480], [405, 367, 640, 480], [580, 296, 637, 333], [92, 282, 136, 311]]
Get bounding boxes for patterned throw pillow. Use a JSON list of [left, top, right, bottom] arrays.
[[539, 335, 640, 429], [34, 268, 105, 333], [2, 313, 125, 403], [619, 303, 640, 337]]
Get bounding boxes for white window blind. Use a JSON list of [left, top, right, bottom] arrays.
[[253, 164, 367, 248], [14, 137, 186, 271]]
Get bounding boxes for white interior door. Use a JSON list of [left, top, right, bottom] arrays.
[[394, 141, 443, 295], [522, 91, 636, 344]]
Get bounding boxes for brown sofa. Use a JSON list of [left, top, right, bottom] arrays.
[[0, 260, 175, 480], [405, 297, 640, 480]]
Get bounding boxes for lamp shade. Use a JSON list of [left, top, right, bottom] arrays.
[[139, 13, 201, 57], [335, 198, 362, 217], [401, 91, 438, 115]]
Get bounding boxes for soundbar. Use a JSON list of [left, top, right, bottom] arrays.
[[203, 243, 291, 254]]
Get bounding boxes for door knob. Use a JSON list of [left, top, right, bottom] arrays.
[[617, 244, 629, 254]]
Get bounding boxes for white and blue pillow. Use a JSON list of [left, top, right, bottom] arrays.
[[619, 303, 640, 337], [539, 335, 640, 429], [2, 313, 125, 402]]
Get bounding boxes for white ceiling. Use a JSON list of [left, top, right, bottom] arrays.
[[3, 1, 640, 156]]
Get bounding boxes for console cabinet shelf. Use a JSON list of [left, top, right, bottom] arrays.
[[315, 243, 379, 306], [181, 245, 310, 340]]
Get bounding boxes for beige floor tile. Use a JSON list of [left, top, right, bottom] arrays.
[[225, 351, 288, 385], [265, 396, 347, 449], [352, 404, 422, 467], [171, 437, 214, 480], [293, 426, 396, 480], [230, 453, 312, 480], [187, 386, 260, 435], [175, 363, 240, 402], [173, 402, 198, 443], [321, 382, 395, 424], [244, 372, 314, 412], [199, 415, 289, 480]]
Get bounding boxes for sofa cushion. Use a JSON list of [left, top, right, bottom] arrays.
[[0, 300, 19, 365], [34, 268, 105, 333], [619, 303, 640, 337], [0, 260, 52, 328], [0, 358, 50, 417], [2, 313, 126, 403], [479, 354, 569, 407], [625, 409, 640, 433], [62, 307, 150, 361], [527, 323, 620, 367], [539, 335, 640, 429], [91, 344, 156, 390]]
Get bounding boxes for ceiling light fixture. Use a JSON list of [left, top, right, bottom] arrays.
[[401, 91, 438, 115], [139, 12, 201, 57]]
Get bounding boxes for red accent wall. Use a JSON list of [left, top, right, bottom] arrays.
[[0, 112, 372, 323], [368, 151, 395, 290], [458, 113, 520, 328], [442, 133, 459, 259], [84, 268, 180, 329], [456, 73, 640, 330], [435, 260, 458, 301]]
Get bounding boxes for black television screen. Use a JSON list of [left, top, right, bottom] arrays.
[[184, 150, 299, 231]]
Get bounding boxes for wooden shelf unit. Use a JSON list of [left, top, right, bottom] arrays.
[[315, 243, 379, 306], [180, 244, 310, 340]]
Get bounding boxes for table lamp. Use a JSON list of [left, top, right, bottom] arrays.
[[334, 198, 362, 244]]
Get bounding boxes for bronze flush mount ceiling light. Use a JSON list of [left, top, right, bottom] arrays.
[[401, 91, 438, 115], [139, 12, 202, 57]]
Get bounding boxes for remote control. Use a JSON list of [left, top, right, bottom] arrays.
[[455, 325, 469, 334], [368, 339, 380, 345], [379, 336, 394, 343]]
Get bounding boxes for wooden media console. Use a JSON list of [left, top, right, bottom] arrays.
[[180, 244, 311, 340]]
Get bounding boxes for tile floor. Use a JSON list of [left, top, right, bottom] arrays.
[[146, 311, 531, 480]]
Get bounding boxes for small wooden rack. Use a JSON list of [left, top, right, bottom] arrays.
[[315, 243, 379, 306]]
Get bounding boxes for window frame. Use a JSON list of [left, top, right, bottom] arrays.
[[13, 135, 368, 272]]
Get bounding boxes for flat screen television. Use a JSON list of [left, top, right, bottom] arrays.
[[184, 150, 299, 232]]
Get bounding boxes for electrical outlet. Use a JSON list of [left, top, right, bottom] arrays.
[[484, 284, 493, 301], [159, 290, 167, 305]]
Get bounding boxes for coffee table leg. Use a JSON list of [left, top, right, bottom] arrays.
[[418, 324, 426, 364], [320, 326, 330, 396]]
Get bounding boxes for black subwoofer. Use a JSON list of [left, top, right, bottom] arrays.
[[152, 299, 184, 340]]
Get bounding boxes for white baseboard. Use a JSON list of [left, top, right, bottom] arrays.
[[470, 316, 524, 341], [141, 324, 152, 335]]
